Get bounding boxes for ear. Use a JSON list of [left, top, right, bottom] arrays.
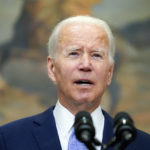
[[106, 64, 114, 86], [47, 56, 56, 83]]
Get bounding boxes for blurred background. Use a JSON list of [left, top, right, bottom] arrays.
[[0, 0, 150, 133]]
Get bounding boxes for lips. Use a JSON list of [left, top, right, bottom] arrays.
[[74, 79, 94, 85]]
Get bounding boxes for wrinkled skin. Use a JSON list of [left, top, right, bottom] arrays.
[[47, 23, 114, 114]]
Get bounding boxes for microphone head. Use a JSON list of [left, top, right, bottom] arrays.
[[74, 111, 95, 143], [114, 112, 133, 125], [113, 112, 137, 143], [75, 111, 92, 124]]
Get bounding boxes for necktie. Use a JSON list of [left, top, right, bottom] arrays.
[[68, 130, 87, 150]]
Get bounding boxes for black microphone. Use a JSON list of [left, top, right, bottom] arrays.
[[74, 111, 95, 143], [74, 111, 102, 150], [113, 112, 137, 150]]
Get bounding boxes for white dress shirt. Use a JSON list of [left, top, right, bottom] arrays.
[[53, 101, 104, 150]]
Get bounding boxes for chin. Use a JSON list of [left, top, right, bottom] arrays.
[[73, 95, 96, 104]]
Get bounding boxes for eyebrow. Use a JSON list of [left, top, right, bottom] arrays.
[[65, 46, 82, 52], [93, 49, 104, 52], [63, 46, 108, 56], [62, 46, 82, 56], [92, 49, 107, 55]]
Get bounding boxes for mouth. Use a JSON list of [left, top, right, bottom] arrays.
[[74, 79, 94, 86]]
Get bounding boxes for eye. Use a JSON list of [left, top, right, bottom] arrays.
[[69, 51, 79, 56], [93, 53, 102, 58], [92, 53, 103, 58], [68, 51, 80, 58], [92, 52, 105, 61]]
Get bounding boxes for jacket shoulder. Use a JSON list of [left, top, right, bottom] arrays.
[[0, 107, 55, 150], [127, 129, 150, 150], [0, 106, 54, 137], [137, 129, 150, 142]]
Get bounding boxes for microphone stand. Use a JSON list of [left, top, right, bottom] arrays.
[[74, 111, 136, 150], [84, 138, 104, 150], [84, 132, 134, 150], [85, 143, 96, 150]]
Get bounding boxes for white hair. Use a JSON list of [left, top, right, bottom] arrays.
[[48, 15, 115, 64]]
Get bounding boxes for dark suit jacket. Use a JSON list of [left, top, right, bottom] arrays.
[[0, 106, 150, 150]]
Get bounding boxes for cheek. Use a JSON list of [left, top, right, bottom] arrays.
[[96, 65, 110, 82], [96, 64, 107, 74], [55, 63, 75, 82]]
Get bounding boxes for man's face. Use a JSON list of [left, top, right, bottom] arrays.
[[48, 23, 114, 112]]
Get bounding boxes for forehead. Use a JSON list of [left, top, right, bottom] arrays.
[[58, 23, 109, 44]]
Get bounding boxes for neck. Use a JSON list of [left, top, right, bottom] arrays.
[[58, 99, 101, 115]]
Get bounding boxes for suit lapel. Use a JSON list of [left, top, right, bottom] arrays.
[[32, 107, 62, 150], [31, 108, 114, 150], [101, 111, 137, 150], [102, 110, 114, 150]]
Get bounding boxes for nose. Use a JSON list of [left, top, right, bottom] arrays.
[[78, 53, 92, 72]]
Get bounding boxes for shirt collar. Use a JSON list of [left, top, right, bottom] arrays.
[[91, 105, 104, 140], [53, 101, 104, 140], [53, 101, 74, 138]]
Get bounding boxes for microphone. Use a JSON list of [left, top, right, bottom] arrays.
[[74, 111, 95, 143], [113, 112, 137, 150], [74, 111, 101, 150]]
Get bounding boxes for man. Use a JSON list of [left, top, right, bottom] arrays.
[[0, 16, 150, 150]]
